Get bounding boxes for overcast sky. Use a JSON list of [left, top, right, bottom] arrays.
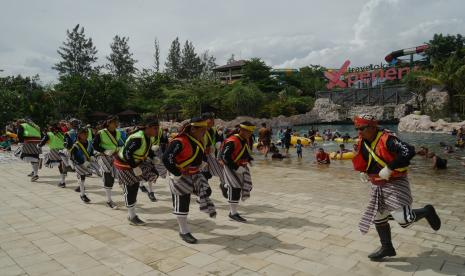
[[1, 0, 464, 83]]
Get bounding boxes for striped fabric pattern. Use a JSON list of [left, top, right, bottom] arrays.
[[223, 166, 253, 201], [203, 152, 225, 183], [359, 177, 413, 234], [44, 149, 64, 168], [169, 173, 216, 217], [74, 164, 91, 177], [97, 155, 116, 177], [115, 160, 159, 186]]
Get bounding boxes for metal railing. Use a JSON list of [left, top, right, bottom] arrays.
[[315, 85, 414, 107]]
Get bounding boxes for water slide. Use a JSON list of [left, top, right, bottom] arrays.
[[384, 44, 429, 64]]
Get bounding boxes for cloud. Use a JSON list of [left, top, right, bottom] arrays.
[[0, 0, 464, 82], [276, 0, 465, 69]]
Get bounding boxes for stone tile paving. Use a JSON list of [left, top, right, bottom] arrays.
[[0, 162, 464, 275]]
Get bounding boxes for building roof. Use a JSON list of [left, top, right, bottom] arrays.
[[118, 110, 139, 116], [213, 60, 247, 72]]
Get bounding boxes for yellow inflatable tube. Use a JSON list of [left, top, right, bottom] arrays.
[[329, 151, 355, 160], [333, 137, 358, 143], [290, 136, 312, 145]]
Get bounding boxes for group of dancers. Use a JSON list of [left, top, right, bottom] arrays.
[[10, 112, 443, 260], [13, 114, 255, 244]]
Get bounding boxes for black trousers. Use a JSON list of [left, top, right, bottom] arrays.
[[122, 182, 140, 208], [103, 172, 115, 189], [228, 186, 242, 203], [171, 193, 191, 216]]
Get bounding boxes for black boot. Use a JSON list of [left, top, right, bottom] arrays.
[[368, 223, 396, 261], [414, 205, 441, 231]]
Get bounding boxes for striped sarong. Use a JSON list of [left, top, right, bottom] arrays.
[[169, 173, 216, 217], [19, 144, 41, 162], [202, 152, 225, 183], [223, 166, 253, 201], [116, 160, 158, 186], [97, 154, 115, 177], [359, 177, 413, 234], [18, 143, 41, 162], [153, 149, 167, 178], [44, 149, 64, 168], [74, 163, 91, 177]]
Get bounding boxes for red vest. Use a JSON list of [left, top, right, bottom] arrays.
[[352, 131, 407, 178], [222, 134, 249, 166], [174, 135, 194, 166], [173, 134, 204, 174]]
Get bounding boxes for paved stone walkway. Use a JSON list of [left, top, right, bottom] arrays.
[[0, 161, 464, 276]]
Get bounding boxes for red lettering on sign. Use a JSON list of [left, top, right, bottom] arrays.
[[385, 68, 397, 81], [397, 67, 410, 79], [347, 73, 358, 87]]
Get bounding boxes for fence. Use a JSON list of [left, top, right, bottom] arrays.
[[315, 85, 414, 107]]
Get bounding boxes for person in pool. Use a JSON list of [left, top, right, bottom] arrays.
[[315, 148, 330, 164], [270, 143, 287, 159], [342, 133, 351, 142], [416, 146, 429, 157], [428, 152, 448, 169], [334, 144, 351, 160], [295, 139, 303, 159]]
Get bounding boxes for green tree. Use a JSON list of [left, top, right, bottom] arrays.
[[242, 58, 278, 93], [225, 84, 265, 117], [180, 40, 202, 80], [200, 50, 217, 80], [165, 37, 182, 79], [106, 35, 137, 78], [154, 37, 161, 72], [426, 33, 465, 64], [53, 24, 98, 78]]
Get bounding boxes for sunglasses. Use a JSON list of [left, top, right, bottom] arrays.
[[355, 126, 369, 131]]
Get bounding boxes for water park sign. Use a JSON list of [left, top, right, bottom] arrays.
[[325, 60, 417, 89]]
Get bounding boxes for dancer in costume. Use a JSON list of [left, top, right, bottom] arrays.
[[92, 116, 125, 209], [69, 127, 94, 203], [113, 118, 160, 225], [352, 114, 441, 261], [162, 117, 216, 244], [15, 119, 42, 182], [38, 123, 67, 187], [219, 121, 255, 222]]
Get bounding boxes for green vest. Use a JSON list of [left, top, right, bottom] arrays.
[[98, 128, 122, 151], [87, 128, 93, 141], [47, 132, 64, 150], [203, 127, 217, 147], [118, 130, 155, 164], [21, 123, 41, 138]]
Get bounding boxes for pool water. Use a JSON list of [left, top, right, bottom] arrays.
[[261, 124, 465, 182]]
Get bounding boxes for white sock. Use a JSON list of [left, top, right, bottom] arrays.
[[105, 189, 112, 202], [128, 206, 136, 219], [147, 181, 153, 193], [229, 203, 239, 215], [32, 162, 39, 176], [79, 179, 85, 196], [60, 174, 66, 183], [176, 216, 190, 234]]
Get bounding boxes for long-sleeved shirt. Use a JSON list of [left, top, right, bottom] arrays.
[[16, 125, 25, 143], [162, 136, 204, 176], [70, 140, 93, 165], [64, 129, 78, 150], [221, 136, 253, 170], [38, 133, 50, 147], [121, 137, 155, 168], [360, 131, 415, 174]]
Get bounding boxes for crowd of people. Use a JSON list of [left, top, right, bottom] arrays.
[[1, 113, 455, 261], [6, 114, 256, 244]]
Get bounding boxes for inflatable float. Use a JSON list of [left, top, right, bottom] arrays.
[[333, 137, 358, 143], [329, 151, 355, 160]]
